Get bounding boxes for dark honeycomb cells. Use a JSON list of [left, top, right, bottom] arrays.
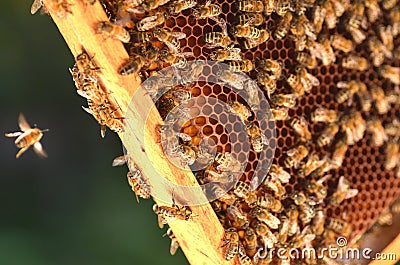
[[104, 0, 399, 255]]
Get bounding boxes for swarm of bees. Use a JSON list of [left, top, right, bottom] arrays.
[[32, 0, 399, 263]]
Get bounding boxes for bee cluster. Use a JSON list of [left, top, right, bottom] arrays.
[[34, 0, 399, 263]]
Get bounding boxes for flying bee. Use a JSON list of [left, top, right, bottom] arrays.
[[204, 32, 233, 48], [297, 152, 325, 178], [330, 34, 353, 53], [329, 176, 358, 206], [257, 71, 276, 97], [227, 205, 250, 229], [31, 0, 72, 18], [243, 228, 257, 257], [317, 123, 339, 147], [370, 85, 390, 115], [245, 121, 267, 153], [241, 29, 269, 49], [367, 117, 387, 147], [5, 113, 48, 158], [153, 194, 194, 228], [290, 116, 312, 143], [273, 12, 292, 39], [209, 47, 242, 61], [255, 59, 282, 80], [296, 52, 317, 69], [234, 181, 257, 207], [311, 209, 325, 236], [311, 107, 338, 123], [331, 139, 348, 168], [270, 107, 289, 121], [335, 80, 361, 105], [385, 139, 399, 170], [257, 193, 283, 213], [119, 53, 145, 75], [215, 152, 242, 173], [95, 21, 130, 43], [305, 174, 331, 200], [341, 55, 369, 71], [163, 228, 180, 255], [222, 227, 239, 260], [270, 93, 297, 109], [379, 65, 400, 85], [153, 28, 186, 54], [235, 0, 264, 12], [236, 13, 264, 26], [249, 207, 281, 229], [168, 0, 197, 15], [227, 101, 251, 122], [193, 2, 221, 20], [136, 12, 167, 31], [326, 218, 351, 237], [227, 60, 254, 72], [231, 25, 261, 39], [283, 144, 309, 168]]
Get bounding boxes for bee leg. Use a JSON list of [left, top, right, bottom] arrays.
[[16, 146, 29, 159]]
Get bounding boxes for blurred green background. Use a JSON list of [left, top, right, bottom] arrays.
[[0, 1, 188, 264]]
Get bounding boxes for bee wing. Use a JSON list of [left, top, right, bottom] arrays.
[[216, 17, 228, 35], [336, 175, 349, 192], [112, 155, 128, 167], [33, 142, 48, 158], [5, 132, 23, 138], [345, 188, 359, 200], [101, 125, 106, 138], [30, 0, 42, 15], [18, 113, 32, 132], [306, 73, 320, 86], [170, 239, 180, 255], [318, 174, 331, 184], [171, 32, 186, 40], [179, 52, 194, 58]]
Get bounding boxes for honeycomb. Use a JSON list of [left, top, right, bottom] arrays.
[[98, 0, 400, 262]]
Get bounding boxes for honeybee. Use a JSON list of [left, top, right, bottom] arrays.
[[153, 194, 194, 228], [323, 0, 336, 29], [367, 117, 388, 147], [317, 123, 339, 147], [243, 227, 257, 257], [242, 29, 270, 49], [263, 177, 286, 198], [249, 207, 281, 229], [268, 163, 291, 183], [341, 55, 369, 71], [210, 184, 237, 205], [252, 220, 272, 237], [227, 205, 250, 229], [75, 51, 99, 81], [270, 93, 297, 108], [286, 73, 305, 96], [330, 34, 353, 53], [358, 81, 372, 112], [159, 48, 192, 68], [31, 0, 72, 18], [311, 4, 326, 34], [231, 25, 261, 39], [311, 107, 338, 123], [299, 202, 316, 225], [290, 116, 312, 143], [308, 37, 336, 66], [227, 59, 254, 72], [305, 174, 331, 200], [209, 47, 242, 61], [95, 21, 130, 43], [291, 226, 316, 250], [193, 1, 221, 19], [245, 121, 267, 153], [364, 0, 381, 22], [340, 111, 366, 145], [330, 176, 358, 206], [181, 60, 205, 84], [386, 90, 400, 106], [382, 0, 397, 10], [326, 218, 351, 237], [238, 244, 253, 265], [287, 205, 299, 236], [335, 80, 361, 104], [296, 52, 317, 69], [178, 144, 198, 166], [234, 181, 257, 207], [237, 13, 264, 26], [257, 71, 276, 97], [204, 32, 233, 48], [255, 59, 282, 80], [119, 53, 145, 75], [136, 12, 167, 31], [370, 85, 390, 115], [222, 227, 239, 260], [275, 0, 291, 16], [297, 152, 324, 178], [163, 228, 180, 255], [169, 0, 198, 14], [227, 101, 252, 122], [270, 107, 289, 121], [5, 113, 48, 158], [368, 36, 391, 67], [126, 170, 151, 202], [384, 119, 400, 137], [257, 193, 283, 213], [385, 139, 399, 170], [311, 209, 325, 236], [296, 66, 320, 93], [274, 12, 292, 39], [235, 0, 264, 12], [130, 31, 153, 43], [379, 65, 400, 85], [331, 139, 348, 168], [346, 25, 366, 44], [215, 152, 243, 173], [217, 69, 248, 90], [153, 28, 186, 54], [276, 216, 290, 243], [283, 145, 309, 168]]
